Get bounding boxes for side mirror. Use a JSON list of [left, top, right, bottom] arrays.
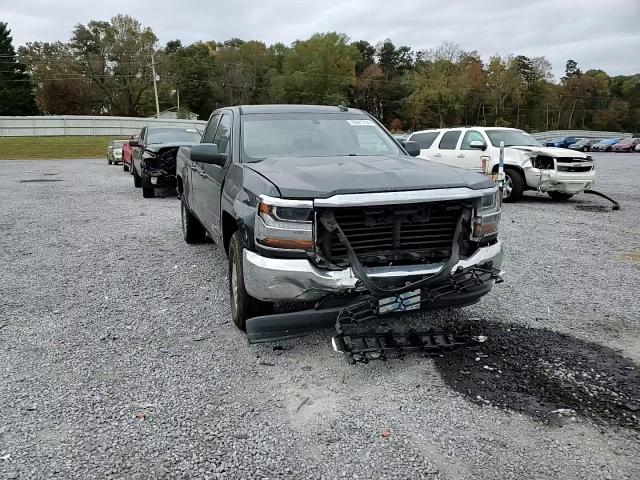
[[128, 139, 140, 147], [191, 143, 224, 165], [470, 140, 487, 151], [402, 141, 421, 157]]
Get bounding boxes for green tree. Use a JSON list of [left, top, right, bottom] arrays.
[[166, 41, 224, 119], [352, 40, 375, 75], [19, 41, 93, 114], [0, 22, 38, 115], [216, 40, 276, 105], [69, 15, 158, 116], [270, 32, 358, 104]]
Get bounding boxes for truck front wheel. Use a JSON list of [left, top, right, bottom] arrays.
[[502, 169, 524, 203], [228, 231, 272, 330]]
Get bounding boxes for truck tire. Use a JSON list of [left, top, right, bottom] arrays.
[[142, 174, 155, 198], [108, 158, 112, 165], [123, 162, 129, 172], [548, 191, 574, 201], [502, 168, 524, 203], [181, 195, 206, 244], [228, 231, 272, 330], [133, 168, 142, 188]]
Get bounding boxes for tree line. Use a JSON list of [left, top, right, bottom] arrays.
[[2, 15, 639, 132]]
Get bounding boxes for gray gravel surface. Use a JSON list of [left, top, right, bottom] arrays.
[[1, 153, 639, 480]]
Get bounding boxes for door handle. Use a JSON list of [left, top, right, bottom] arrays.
[[457, 154, 465, 158], [190, 166, 197, 171], [434, 153, 442, 157], [199, 172, 207, 178]]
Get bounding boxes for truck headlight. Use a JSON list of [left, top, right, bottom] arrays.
[[472, 190, 501, 241], [255, 196, 313, 251]]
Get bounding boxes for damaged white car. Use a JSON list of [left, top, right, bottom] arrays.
[[407, 127, 595, 202]]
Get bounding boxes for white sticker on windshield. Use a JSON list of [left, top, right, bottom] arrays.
[[347, 119, 375, 126]]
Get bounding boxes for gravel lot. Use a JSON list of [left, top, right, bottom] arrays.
[[1, 153, 639, 480]]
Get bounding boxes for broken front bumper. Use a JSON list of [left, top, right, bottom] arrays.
[[525, 168, 595, 194], [243, 240, 504, 302], [143, 170, 176, 188]]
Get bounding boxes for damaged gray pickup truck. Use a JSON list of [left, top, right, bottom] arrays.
[[176, 105, 504, 359]]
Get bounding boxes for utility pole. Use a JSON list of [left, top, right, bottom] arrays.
[[177, 90, 180, 111], [151, 54, 160, 118]]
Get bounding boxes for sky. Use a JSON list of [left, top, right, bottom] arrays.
[[3, 0, 639, 78]]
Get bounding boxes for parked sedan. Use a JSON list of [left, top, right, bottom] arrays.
[[612, 138, 640, 152], [591, 138, 621, 152], [568, 138, 600, 152], [545, 136, 582, 148], [636, 143, 640, 152], [131, 127, 202, 198], [107, 140, 126, 165]]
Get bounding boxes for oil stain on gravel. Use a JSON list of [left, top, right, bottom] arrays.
[[433, 319, 640, 430], [574, 204, 611, 212], [18, 178, 63, 183]]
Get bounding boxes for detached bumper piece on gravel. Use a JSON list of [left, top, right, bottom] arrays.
[[332, 266, 501, 364]]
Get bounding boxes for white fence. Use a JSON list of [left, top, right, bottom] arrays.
[[531, 130, 629, 143], [0, 115, 207, 137]]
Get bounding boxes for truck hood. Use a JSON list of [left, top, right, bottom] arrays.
[[510, 146, 589, 158], [145, 142, 199, 153], [245, 155, 493, 199]]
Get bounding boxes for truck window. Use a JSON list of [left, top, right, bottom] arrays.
[[460, 130, 485, 150], [410, 132, 439, 149], [438, 131, 461, 150], [213, 114, 232, 154], [202, 114, 220, 143]]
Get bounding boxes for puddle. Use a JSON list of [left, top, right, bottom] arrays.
[[433, 319, 639, 430]]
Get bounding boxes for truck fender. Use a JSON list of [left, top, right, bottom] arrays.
[[222, 165, 280, 253]]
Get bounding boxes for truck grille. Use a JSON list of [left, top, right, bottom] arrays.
[[557, 164, 592, 172], [318, 201, 469, 266]]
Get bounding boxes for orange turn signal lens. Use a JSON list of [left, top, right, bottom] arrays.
[[257, 238, 314, 250], [473, 222, 498, 238], [258, 203, 271, 215]]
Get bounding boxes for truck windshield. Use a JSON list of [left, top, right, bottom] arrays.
[[486, 130, 542, 147], [146, 128, 201, 145], [241, 113, 402, 161]]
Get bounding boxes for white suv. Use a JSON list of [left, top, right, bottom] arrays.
[[407, 127, 595, 202]]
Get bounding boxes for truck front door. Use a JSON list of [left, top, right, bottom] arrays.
[[456, 129, 489, 172], [191, 114, 220, 232], [200, 112, 233, 240]]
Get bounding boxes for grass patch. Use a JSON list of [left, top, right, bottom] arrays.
[[0, 136, 124, 160]]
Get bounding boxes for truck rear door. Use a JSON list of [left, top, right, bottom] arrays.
[[432, 130, 462, 167], [408, 131, 440, 160]]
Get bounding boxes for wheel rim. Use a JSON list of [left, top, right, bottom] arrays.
[[502, 174, 513, 199]]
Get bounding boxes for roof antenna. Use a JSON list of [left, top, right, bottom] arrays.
[[337, 104, 348, 112]]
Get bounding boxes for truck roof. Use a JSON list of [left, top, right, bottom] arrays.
[[410, 126, 525, 135], [235, 104, 364, 115]]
